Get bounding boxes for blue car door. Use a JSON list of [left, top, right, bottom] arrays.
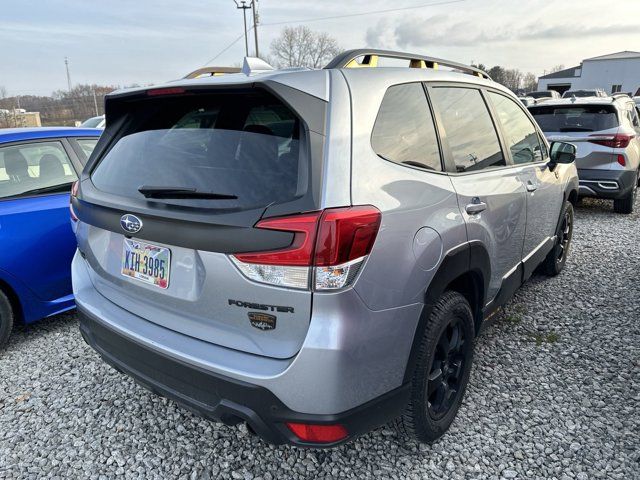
[[0, 139, 82, 304]]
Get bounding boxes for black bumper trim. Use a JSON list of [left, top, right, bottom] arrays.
[[577, 168, 637, 199], [77, 305, 410, 447]]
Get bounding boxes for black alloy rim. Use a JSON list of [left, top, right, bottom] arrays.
[[557, 210, 572, 263], [426, 318, 467, 420]]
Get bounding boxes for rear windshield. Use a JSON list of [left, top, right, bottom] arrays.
[[563, 91, 599, 98], [529, 105, 619, 132], [91, 90, 304, 209]]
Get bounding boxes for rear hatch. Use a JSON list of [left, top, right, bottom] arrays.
[[74, 83, 327, 359], [529, 103, 620, 169]]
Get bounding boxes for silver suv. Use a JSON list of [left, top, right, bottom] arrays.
[[72, 50, 579, 447], [529, 94, 640, 213]]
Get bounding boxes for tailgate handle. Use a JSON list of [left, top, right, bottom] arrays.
[[526, 181, 538, 192]]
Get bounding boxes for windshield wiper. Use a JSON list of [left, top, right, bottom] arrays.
[[138, 185, 238, 200], [5, 182, 73, 199]]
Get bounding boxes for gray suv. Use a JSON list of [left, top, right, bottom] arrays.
[[72, 50, 579, 447], [529, 94, 640, 213]]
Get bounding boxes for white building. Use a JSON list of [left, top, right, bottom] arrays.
[[537, 51, 640, 96]]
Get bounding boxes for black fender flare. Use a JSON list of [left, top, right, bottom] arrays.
[[402, 241, 490, 383]]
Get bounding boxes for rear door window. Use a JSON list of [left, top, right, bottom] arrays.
[[488, 92, 544, 164], [430, 87, 505, 173], [0, 141, 78, 199], [90, 90, 303, 210], [529, 105, 619, 132], [371, 83, 442, 171]]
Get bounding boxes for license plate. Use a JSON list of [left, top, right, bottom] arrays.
[[121, 238, 170, 289]]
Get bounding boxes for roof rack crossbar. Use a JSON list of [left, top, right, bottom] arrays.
[[324, 49, 491, 80]]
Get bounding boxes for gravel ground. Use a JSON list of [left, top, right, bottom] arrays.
[[1, 198, 639, 480]]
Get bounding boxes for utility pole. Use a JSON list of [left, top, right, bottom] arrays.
[[251, 0, 259, 57], [92, 89, 99, 116], [65, 57, 72, 91], [234, 1, 251, 57]]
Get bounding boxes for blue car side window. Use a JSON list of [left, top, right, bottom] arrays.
[[0, 141, 77, 199]]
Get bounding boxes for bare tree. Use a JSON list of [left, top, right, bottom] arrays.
[[522, 72, 538, 92], [550, 64, 566, 73], [270, 26, 342, 69]]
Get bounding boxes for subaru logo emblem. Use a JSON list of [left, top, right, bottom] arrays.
[[120, 214, 142, 234]]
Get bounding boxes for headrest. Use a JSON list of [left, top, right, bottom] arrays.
[[4, 150, 29, 178]]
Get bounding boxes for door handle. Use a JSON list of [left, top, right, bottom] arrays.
[[526, 181, 538, 192], [465, 198, 487, 215]]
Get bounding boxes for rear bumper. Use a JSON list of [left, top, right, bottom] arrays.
[[78, 305, 409, 447], [577, 168, 637, 199]]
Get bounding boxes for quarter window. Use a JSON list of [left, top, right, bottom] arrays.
[[371, 83, 442, 171], [430, 87, 505, 173], [75, 138, 99, 161], [0, 141, 78, 199], [488, 92, 544, 164]]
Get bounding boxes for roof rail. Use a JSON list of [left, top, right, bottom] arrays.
[[183, 66, 241, 79], [324, 49, 491, 80], [611, 92, 631, 101]]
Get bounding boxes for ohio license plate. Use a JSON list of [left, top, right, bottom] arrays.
[[121, 238, 170, 289]]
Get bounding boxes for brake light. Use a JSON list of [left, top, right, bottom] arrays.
[[231, 206, 381, 290], [234, 212, 321, 266], [146, 87, 186, 96], [70, 180, 79, 222], [617, 154, 626, 166], [588, 133, 634, 149], [286, 422, 348, 443]]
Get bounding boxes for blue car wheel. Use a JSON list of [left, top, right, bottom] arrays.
[[0, 290, 14, 349]]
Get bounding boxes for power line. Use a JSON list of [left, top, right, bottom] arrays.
[[204, 26, 254, 65], [202, 0, 464, 65], [260, 0, 466, 26]]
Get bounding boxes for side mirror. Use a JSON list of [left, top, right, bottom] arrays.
[[549, 141, 576, 169]]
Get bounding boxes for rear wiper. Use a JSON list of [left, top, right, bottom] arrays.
[[138, 185, 238, 200]]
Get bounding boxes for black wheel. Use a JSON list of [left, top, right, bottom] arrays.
[[613, 173, 638, 214], [0, 290, 14, 350], [542, 201, 574, 276], [396, 291, 475, 443]]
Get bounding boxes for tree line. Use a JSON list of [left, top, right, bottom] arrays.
[[0, 84, 117, 127]]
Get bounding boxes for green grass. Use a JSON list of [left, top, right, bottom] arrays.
[[528, 331, 560, 346]]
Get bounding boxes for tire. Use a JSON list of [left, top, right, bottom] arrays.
[[396, 291, 475, 443], [542, 201, 574, 276], [0, 290, 14, 350], [613, 173, 638, 214]]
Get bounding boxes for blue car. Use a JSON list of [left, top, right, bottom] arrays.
[[0, 127, 101, 347]]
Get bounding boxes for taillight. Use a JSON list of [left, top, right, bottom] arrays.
[[286, 422, 348, 443], [617, 154, 626, 166], [231, 206, 381, 290], [588, 133, 634, 149], [146, 87, 186, 96], [70, 180, 79, 222]]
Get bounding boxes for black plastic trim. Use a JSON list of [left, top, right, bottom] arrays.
[[72, 196, 294, 254], [78, 306, 410, 448], [578, 168, 637, 199], [403, 241, 490, 383]]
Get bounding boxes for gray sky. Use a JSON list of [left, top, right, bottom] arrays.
[[1, 0, 639, 96]]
